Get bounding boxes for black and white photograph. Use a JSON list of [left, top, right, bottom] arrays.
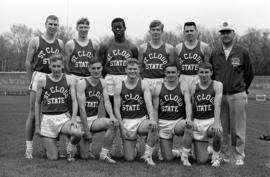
[[0, 0, 269, 176]]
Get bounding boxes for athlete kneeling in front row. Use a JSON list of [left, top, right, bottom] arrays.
[[153, 63, 193, 166], [35, 53, 83, 161], [191, 62, 223, 167], [76, 58, 119, 164], [114, 58, 159, 166]]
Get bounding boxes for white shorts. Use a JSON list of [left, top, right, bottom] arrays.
[[158, 118, 186, 139], [76, 115, 98, 133], [179, 74, 199, 88], [105, 74, 126, 96], [193, 118, 214, 141], [143, 78, 164, 91], [29, 71, 46, 91], [40, 113, 70, 138], [122, 116, 147, 140], [69, 74, 88, 83]]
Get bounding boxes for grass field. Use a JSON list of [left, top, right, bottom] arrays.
[[0, 95, 269, 177]]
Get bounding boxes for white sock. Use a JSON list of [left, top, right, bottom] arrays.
[[212, 150, 220, 159], [100, 147, 109, 157], [26, 141, 33, 151], [144, 144, 154, 157], [182, 147, 191, 157]]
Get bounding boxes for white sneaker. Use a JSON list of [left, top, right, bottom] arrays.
[[25, 149, 33, 159], [181, 156, 191, 167], [172, 149, 181, 159], [100, 154, 116, 164], [141, 155, 155, 166], [235, 159, 244, 166], [211, 155, 221, 167]]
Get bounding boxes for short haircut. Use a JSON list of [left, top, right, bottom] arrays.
[[126, 58, 139, 67], [49, 53, 64, 63], [76, 18, 90, 26], [184, 21, 197, 30], [111, 17, 126, 28], [149, 20, 164, 31], [198, 62, 213, 71], [88, 57, 102, 68], [164, 62, 179, 71], [46, 15, 59, 23]]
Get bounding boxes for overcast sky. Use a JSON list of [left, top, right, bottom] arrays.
[[0, 0, 269, 41]]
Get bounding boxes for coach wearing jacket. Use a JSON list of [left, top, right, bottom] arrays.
[[210, 22, 254, 166]]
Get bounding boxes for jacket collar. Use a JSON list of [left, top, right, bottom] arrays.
[[218, 43, 239, 56]]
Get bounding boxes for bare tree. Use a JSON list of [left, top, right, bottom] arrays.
[[57, 25, 75, 44], [4, 24, 32, 71]]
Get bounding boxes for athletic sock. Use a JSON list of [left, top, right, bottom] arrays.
[[144, 144, 154, 157], [26, 141, 33, 151], [100, 147, 110, 157], [182, 147, 191, 158]]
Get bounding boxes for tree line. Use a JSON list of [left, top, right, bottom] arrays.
[[0, 24, 269, 75]]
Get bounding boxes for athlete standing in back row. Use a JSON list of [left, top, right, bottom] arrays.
[[98, 17, 138, 106], [98, 18, 138, 156], [139, 20, 174, 91], [24, 15, 64, 159], [65, 17, 96, 79], [175, 22, 211, 88]]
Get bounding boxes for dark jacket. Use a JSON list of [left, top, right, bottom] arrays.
[[210, 44, 254, 94]]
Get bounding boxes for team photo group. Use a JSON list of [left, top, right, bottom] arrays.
[[23, 14, 254, 168]]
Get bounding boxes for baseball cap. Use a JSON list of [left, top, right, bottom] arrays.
[[219, 22, 235, 32]]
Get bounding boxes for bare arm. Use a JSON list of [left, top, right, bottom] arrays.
[[76, 80, 90, 133], [182, 82, 192, 122], [67, 76, 78, 120], [142, 80, 156, 122], [166, 43, 175, 64], [58, 39, 65, 52], [201, 42, 212, 62], [114, 82, 123, 124], [25, 38, 38, 82], [64, 40, 74, 74], [152, 84, 162, 122], [34, 77, 45, 135], [101, 79, 116, 120], [130, 43, 139, 59], [213, 81, 223, 125], [174, 43, 183, 58]]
